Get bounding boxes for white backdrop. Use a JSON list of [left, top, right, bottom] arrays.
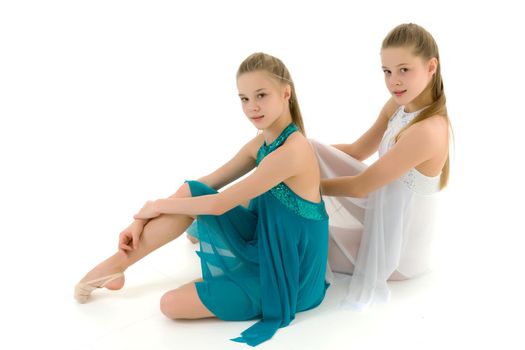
[[1, 0, 523, 348]]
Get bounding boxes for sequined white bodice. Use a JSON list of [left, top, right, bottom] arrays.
[[379, 107, 440, 195]]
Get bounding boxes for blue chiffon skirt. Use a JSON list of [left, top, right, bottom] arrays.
[[186, 180, 329, 346]]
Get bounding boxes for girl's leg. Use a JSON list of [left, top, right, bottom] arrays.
[[328, 235, 356, 274], [77, 183, 195, 291], [160, 278, 215, 319], [328, 226, 361, 275], [328, 227, 408, 281]]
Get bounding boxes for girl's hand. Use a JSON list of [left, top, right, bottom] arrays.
[[134, 200, 161, 220], [119, 220, 146, 253]]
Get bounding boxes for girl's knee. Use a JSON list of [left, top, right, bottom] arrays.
[[160, 283, 211, 320], [170, 183, 192, 199], [160, 290, 183, 319], [169, 184, 196, 219]]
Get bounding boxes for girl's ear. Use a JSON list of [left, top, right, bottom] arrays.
[[428, 57, 438, 75], [283, 84, 292, 101]]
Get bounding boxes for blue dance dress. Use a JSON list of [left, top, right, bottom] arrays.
[[186, 123, 329, 346]]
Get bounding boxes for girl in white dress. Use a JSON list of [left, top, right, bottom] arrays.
[[311, 23, 451, 310]]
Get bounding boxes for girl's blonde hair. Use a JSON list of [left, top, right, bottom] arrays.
[[382, 23, 451, 189], [236, 52, 305, 135]]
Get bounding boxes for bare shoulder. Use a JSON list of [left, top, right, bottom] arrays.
[[281, 131, 311, 154], [404, 115, 449, 147], [264, 131, 311, 165], [412, 115, 448, 135]]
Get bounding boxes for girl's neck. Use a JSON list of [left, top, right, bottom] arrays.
[[405, 88, 433, 113], [262, 114, 293, 144]]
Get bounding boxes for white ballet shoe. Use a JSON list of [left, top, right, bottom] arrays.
[[74, 272, 124, 303]]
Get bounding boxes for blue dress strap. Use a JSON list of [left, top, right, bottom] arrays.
[[256, 123, 298, 165]]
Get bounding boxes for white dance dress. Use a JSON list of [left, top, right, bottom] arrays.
[[311, 106, 441, 310]]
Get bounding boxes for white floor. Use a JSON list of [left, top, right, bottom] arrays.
[[5, 224, 521, 350]]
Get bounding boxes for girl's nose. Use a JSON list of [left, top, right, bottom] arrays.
[[390, 76, 402, 86]]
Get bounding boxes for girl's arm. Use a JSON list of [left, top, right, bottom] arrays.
[[135, 135, 306, 218], [333, 98, 398, 161], [322, 116, 447, 198], [121, 135, 263, 252], [138, 134, 260, 217], [196, 134, 264, 190]]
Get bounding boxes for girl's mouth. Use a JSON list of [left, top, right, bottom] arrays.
[[393, 90, 407, 97]]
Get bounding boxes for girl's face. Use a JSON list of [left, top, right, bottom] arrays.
[[381, 47, 437, 111], [237, 71, 291, 130]]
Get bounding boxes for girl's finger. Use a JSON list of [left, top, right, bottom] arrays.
[[120, 243, 132, 251]]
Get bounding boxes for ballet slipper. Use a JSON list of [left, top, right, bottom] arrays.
[[74, 272, 124, 303]]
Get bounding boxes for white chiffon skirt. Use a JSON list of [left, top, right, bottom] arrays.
[[311, 140, 439, 310]]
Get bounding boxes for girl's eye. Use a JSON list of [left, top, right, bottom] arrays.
[[400, 68, 408, 73], [383, 70, 391, 76], [240, 97, 248, 102], [257, 93, 266, 99]]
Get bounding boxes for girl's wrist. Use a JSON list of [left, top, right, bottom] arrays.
[[153, 199, 165, 215]]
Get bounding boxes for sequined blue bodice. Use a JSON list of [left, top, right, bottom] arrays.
[[255, 123, 327, 221]]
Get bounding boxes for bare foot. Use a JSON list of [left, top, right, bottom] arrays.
[[74, 252, 129, 303], [78, 252, 127, 290]]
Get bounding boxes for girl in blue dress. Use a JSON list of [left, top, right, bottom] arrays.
[[74, 52, 329, 346]]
